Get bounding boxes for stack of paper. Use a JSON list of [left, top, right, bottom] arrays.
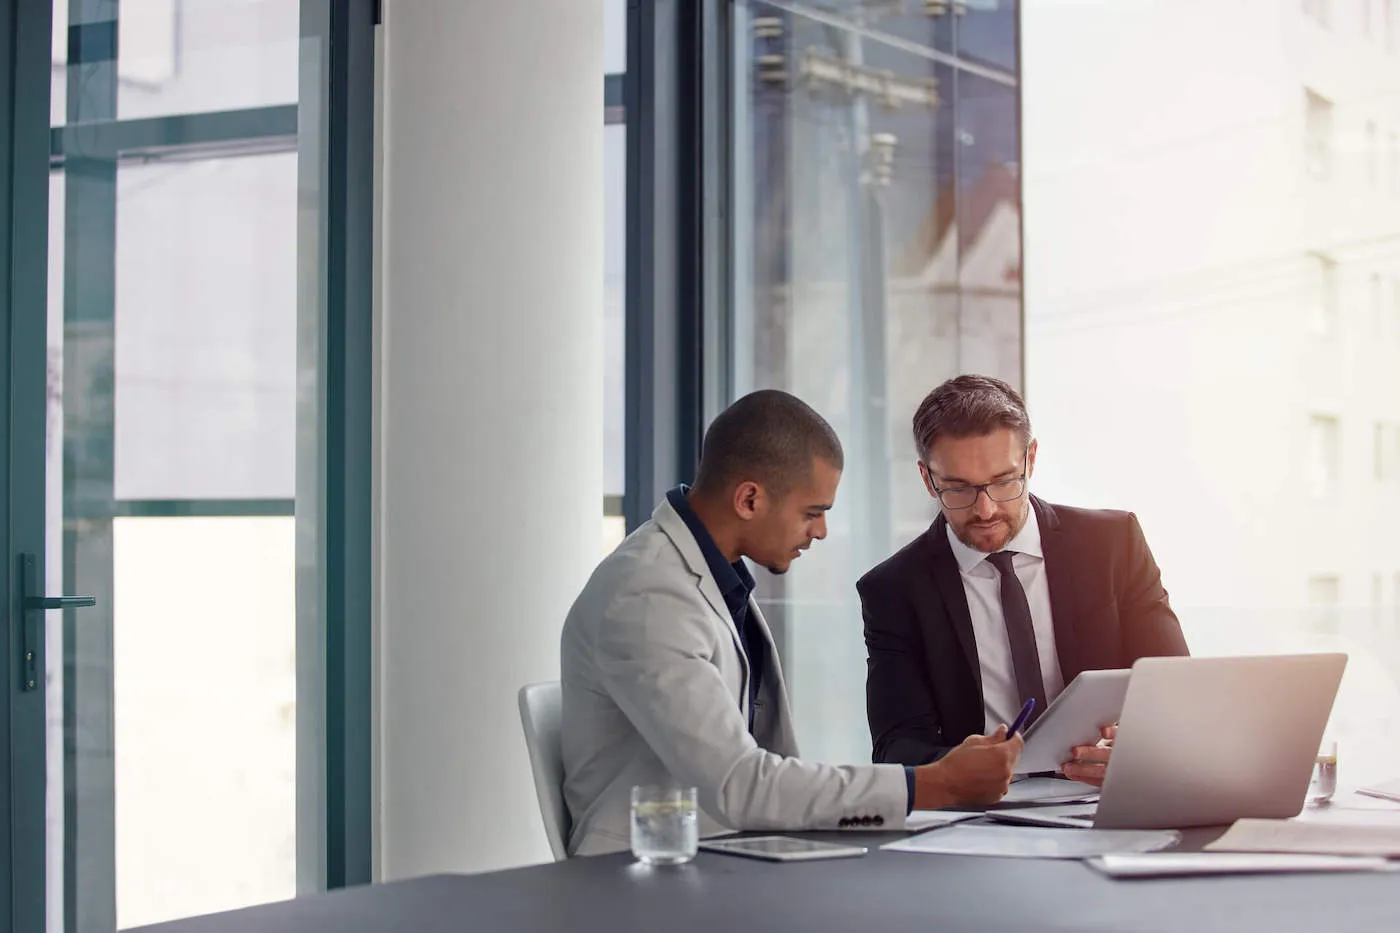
[[1086, 853, 1394, 879], [1206, 818, 1400, 857], [882, 823, 1178, 859]]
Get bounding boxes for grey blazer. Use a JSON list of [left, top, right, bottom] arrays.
[[560, 497, 907, 857]]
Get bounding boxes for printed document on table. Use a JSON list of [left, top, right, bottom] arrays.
[[904, 810, 981, 832], [1086, 852, 1395, 879], [882, 823, 1178, 859], [1206, 818, 1400, 857], [1357, 778, 1400, 804]]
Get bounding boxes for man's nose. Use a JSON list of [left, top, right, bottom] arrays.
[[812, 515, 828, 540], [972, 489, 997, 519]]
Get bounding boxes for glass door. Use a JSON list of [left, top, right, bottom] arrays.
[[4, 2, 332, 931]]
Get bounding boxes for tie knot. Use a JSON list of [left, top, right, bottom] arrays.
[[986, 551, 1018, 575]]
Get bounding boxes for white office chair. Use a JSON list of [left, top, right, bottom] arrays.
[[518, 681, 572, 861]]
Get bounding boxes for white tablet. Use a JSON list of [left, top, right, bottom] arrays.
[[1018, 669, 1131, 773], [697, 836, 868, 862]]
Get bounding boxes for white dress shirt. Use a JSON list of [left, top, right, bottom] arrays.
[[945, 505, 1065, 733]]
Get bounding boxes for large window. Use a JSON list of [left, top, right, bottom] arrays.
[[720, 0, 1400, 787], [730, 0, 1021, 764], [1022, 0, 1400, 785]]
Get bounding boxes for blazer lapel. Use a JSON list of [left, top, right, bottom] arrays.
[[746, 599, 799, 756], [1034, 496, 1082, 683], [652, 498, 752, 701], [653, 499, 743, 642], [922, 515, 983, 699]]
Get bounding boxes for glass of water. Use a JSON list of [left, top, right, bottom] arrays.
[[630, 785, 698, 865], [1309, 739, 1338, 805]]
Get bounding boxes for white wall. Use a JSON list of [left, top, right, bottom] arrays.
[[376, 0, 603, 877]]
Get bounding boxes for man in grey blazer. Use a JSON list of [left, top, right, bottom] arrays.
[[561, 390, 1023, 856]]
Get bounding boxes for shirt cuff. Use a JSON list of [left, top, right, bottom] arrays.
[[904, 766, 916, 814]]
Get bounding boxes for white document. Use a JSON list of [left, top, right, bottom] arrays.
[[904, 810, 981, 832], [1086, 853, 1394, 879], [1357, 778, 1400, 804], [1206, 818, 1400, 856], [999, 777, 1100, 805], [881, 823, 1178, 859]]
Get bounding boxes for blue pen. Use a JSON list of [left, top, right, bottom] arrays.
[[1006, 697, 1035, 739]]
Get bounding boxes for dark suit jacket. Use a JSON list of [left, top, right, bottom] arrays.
[[858, 496, 1189, 767]]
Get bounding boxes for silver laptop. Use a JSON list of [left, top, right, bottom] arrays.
[[988, 654, 1347, 830]]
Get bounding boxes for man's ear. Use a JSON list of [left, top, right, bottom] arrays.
[[1025, 438, 1038, 478], [732, 481, 764, 520], [918, 461, 937, 497]]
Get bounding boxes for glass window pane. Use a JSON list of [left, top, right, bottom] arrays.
[[53, 2, 299, 123], [47, 2, 306, 926], [1022, 0, 1400, 784], [604, 0, 627, 74], [117, 0, 299, 120], [729, 0, 1020, 764], [604, 124, 626, 499], [602, 514, 626, 556], [113, 516, 295, 928], [114, 153, 297, 501]]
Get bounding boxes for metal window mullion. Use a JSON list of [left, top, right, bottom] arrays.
[[49, 104, 299, 168], [624, 0, 707, 531], [297, 0, 375, 894], [2, 3, 58, 933]]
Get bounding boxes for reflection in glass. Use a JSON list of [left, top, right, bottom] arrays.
[[53, 0, 298, 124], [731, 0, 1021, 763]]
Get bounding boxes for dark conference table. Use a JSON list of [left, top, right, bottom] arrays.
[[133, 824, 1400, 933]]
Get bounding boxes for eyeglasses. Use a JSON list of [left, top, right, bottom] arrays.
[[920, 463, 1028, 511]]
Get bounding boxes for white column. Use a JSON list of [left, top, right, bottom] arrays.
[[375, 0, 603, 878]]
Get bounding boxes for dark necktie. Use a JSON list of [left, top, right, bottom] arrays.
[[986, 550, 1047, 725]]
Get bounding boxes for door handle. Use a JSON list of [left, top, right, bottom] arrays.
[[18, 553, 96, 692], [24, 596, 97, 611]]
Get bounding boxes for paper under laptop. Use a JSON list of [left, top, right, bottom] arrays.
[[882, 823, 1177, 859], [1206, 818, 1400, 857]]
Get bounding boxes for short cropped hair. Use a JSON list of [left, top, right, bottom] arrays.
[[693, 390, 843, 497], [912, 375, 1032, 460]]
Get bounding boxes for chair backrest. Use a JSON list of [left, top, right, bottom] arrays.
[[517, 681, 571, 861]]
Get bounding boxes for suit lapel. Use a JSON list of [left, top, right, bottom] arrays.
[[653, 499, 744, 643], [746, 599, 799, 756], [652, 499, 753, 701], [1034, 496, 1082, 683], [923, 515, 983, 699]]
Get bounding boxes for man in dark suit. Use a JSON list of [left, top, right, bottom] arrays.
[[859, 375, 1188, 785]]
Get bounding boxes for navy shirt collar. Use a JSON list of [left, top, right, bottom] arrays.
[[666, 485, 756, 610]]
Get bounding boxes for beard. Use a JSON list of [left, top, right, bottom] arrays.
[[953, 499, 1031, 553]]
